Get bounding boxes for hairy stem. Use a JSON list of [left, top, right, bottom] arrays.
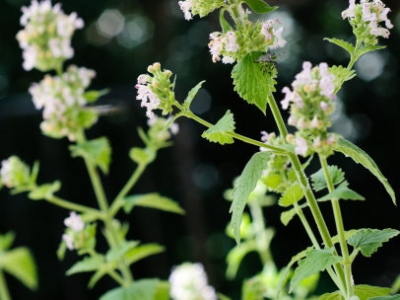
[[319, 156, 354, 298], [109, 163, 148, 218], [267, 94, 347, 294]]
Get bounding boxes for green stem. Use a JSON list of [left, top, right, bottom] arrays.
[[267, 94, 347, 294], [46, 195, 103, 218], [319, 156, 354, 298], [294, 203, 341, 289], [0, 269, 11, 300], [176, 105, 287, 154], [109, 163, 148, 218], [248, 202, 274, 267]]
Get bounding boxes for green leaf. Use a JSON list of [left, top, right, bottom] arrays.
[[311, 165, 345, 192], [329, 65, 357, 88], [66, 255, 104, 276], [356, 45, 386, 58], [335, 137, 396, 205], [318, 183, 364, 202], [100, 279, 160, 300], [125, 243, 165, 266], [83, 89, 109, 103], [244, 0, 278, 14], [354, 284, 391, 300], [0, 232, 15, 251], [347, 228, 399, 257], [324, 38, 354, 55], [123, 193, 185, 215], [129, 147, 156, 165], [105, 241, 138, 263], [330, 229, 358, 245], [183, 81, 205, 109], [70, 137, 112, 174], [290, 248, 341, 293], [230, 151, 272, 244], [277, 247, 311, 298], [28, 181, 61, 200], [0, 247, 38, 290], [278, 182, 303, 207], [232, 52, 277, 114], [218, 293, 233, 300], [280, 208, 297, 226], [88, 267, 109, 289], [219, 9, 232, 33], [202, 110, 235, 145], [318, 290, 342, 300], [370, 296, 400, 300]]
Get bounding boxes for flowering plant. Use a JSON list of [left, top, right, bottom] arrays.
[[1, 0, 399, 299]]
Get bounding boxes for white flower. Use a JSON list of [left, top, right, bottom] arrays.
[[295, 137, 308, 156], [135, 83, 161, 120], [64, 212, 84, 232], [169, 262, 217, 300], [178, 0, 195, 20], [62, 233, 74, 250], [17, 0, 84, 71], [208, 32, 223, 62], [261, 19, 286, 50], [224, 31, 239, 53]]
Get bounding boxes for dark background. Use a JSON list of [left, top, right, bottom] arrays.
[[1, 0, 400, 299]]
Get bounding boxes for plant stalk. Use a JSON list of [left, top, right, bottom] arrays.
[[0, 269, 11, 300]]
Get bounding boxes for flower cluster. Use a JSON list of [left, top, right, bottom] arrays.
[[178, 0, 225, 20], [169, 262, 217, 300], [0, 156, 31, 189], [208, 17, 286, 64], [135, 63, 176, 120], [342, 0, 393, 44], [16, 0, 84, 71], [259, 132, 294, 193], [62, 212, 85, 250], [281, 62, 337, 157], [29, 65, 97, 141]]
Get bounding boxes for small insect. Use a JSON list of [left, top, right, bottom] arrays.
[[254, 52, 278, 75]]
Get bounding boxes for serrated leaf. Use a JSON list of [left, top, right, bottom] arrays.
[[100, 279, 159, 300], [28, 181, 61, 200], [330, 229, 358, 245], [230, 151, 272, 244], [278, 182, 303, 207], [290, 248, 341, 293], [220, 9, 232, 33], [70, 137, 111, 174], [123, 193, 184, 215], [318, 183, 364, 202], [202, 110, 235, 145], [335, 137, 396, 205], [183, 80, 205, 109], [0, 247, 38, 290], [280, 208, 297, 226], [129, 147, 156, 165], [125, 243, 165, 266], [105, 241, 138, 263], [66, 255, 104, 276], [354, 284, 391, 300], [244, 0, 278, 14], [324, 38, 355, 55], [370, 296, 400, 300], [329, 65, 357, 91], [356, 45, 386, 58], [277, 247, 311, 298], [347, 228, 399, 257], [232, 52, 276, 114], [311, 165, 345, 192]]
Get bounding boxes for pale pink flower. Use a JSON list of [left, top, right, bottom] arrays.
[[64, 212, 84, 232], [295, 137, 308, 156]]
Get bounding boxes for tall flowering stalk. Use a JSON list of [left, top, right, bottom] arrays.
[[133, 0, 399, 299]]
